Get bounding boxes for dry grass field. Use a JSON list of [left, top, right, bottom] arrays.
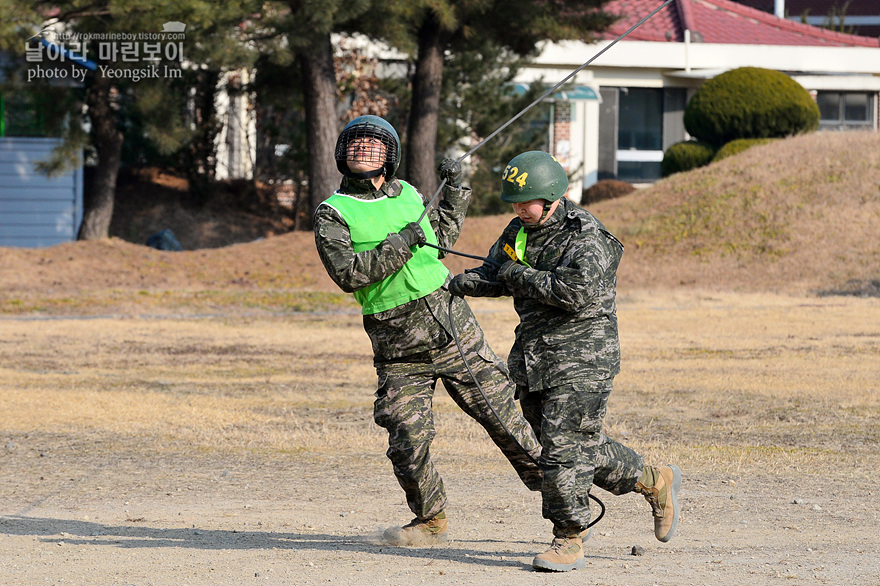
[[1, 131, 879, 585]]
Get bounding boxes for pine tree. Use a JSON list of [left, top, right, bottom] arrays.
[[0, 0, 258, 239]]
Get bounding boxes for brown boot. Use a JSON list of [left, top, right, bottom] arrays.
[[635, 465, 682, 542], [383, 511, 448, 546], [532, 534, 585, 572]]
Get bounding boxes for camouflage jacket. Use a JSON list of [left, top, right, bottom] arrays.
[[465, 198, 624, 390], [313, 176, 472, 362]]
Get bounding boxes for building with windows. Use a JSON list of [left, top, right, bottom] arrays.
[[515, 0, 879, 195]]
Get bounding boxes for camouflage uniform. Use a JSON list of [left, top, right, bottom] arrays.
[[314, 176, 542, 520], [464, 197, 644, 536]]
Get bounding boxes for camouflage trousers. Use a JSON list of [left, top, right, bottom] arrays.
[[373, 325, 542, 520], [519, 379, 644, 535]]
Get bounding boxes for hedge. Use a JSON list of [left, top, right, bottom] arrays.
[[661, 140, 716, 177], [684, 67, 819, 148]]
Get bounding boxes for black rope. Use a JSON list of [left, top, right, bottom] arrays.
[[446, 294, 606, 529], [422, 242, 502, 268]]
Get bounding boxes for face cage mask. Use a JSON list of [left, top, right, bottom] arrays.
[[335, 124, 398, 180]]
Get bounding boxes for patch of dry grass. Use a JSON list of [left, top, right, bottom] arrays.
[[448, 131, 880, 296], [589, 131, 880, 295], [2, 293, 877, 485], [0, 315, 378, 453], [609, 291, 880, 478], [0, 289, 356, 317]]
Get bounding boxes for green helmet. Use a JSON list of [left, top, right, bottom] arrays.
[[500, 151, 569, 203]]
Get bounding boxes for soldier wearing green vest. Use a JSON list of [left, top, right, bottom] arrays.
[[449, 151, 682, 572], [313, 116, 543, 545]]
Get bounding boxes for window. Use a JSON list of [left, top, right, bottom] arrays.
[[817, 92, 874, 130], [617, 88, 663, 182]]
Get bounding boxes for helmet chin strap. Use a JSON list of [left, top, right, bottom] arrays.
[[537, 199, 556, 225], [345, 166, 386, 180]]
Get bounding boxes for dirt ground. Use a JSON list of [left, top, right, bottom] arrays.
[[3, 460, 878, 586], [2, 293, 879, 586]]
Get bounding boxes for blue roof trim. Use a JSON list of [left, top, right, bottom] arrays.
[[513, 83, 599, 101]]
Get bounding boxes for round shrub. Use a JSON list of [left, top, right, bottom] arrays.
[[712, 138, 777, 162], [684, 67, 819, 148], [581, 179, 635, 204], [661, 140, 716, 177]]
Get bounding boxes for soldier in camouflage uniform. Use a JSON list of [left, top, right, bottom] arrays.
[[449, 151, 682, 572], [313, 116, 543, 544]]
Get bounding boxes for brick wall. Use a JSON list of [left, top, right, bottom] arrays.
[[553, 102, 573, 198], [553, 102, 572, 172]]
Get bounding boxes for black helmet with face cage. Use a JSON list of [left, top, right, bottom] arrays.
[[334, 115, 401, 179]]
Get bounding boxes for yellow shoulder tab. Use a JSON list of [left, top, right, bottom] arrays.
[[503, 243, 518, 262]]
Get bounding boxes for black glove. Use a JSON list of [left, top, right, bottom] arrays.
[[397, 221, 426, 248], [437, 158, 462, 188], [497, 260, 526, 283], [448, 273, 481, 297]]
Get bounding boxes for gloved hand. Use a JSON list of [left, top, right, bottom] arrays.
[[437, 158, 462, 188], [448, 273, 481, 297], [397, 221, 426, 248], [497, 260, 526, 282]]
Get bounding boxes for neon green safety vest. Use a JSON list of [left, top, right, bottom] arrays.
[[321, 180, 448, 315], [514, 227, 531, 267]]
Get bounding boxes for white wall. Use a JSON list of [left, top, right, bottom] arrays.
[[582, 99, 600, 193], [214, 68, 256, 181]]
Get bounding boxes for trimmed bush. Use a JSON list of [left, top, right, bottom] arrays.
[[712, 138, 777, 162], [581, 179, 635, 204], [684, 67, 819, 148], [661, 140, 716, 177]]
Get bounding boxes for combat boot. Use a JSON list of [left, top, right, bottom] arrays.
[[384, 511, 448, 546], [635, 465, 682, 542], [532, 533, 585, 572]]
